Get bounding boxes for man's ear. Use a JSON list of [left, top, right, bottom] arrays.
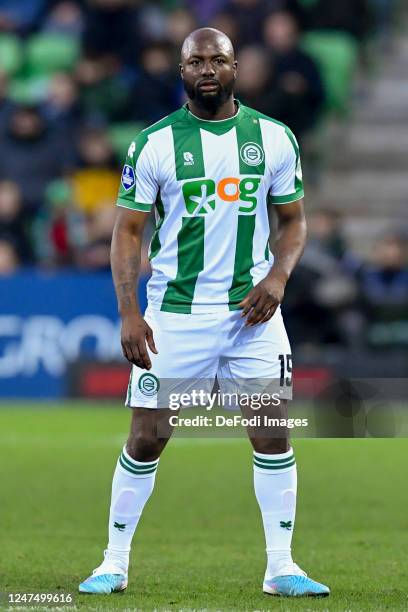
[[179, 63, 184, 78]]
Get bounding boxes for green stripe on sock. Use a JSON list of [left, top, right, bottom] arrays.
[[121, 452, 159, 470], [228, 214, 256, 309], [120, 452, 158, 468], [119, 456, 157, 475], [254, 458, 296, 470], [160, 216, 205, 313], [253, 452, 294, 465]]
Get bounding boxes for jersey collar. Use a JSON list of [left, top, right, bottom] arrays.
[[183, 99, 242, 131]]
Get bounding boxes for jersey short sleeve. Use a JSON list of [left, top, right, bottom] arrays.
[[116, 132, 158, 212], [269, 127, 304, 205]]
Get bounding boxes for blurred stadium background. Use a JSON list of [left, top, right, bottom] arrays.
[[0, 0, 407, 400]]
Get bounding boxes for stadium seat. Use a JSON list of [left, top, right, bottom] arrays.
[[25, 33, 80, 76], [9, 76, 50, 104], [0, 34, 23, 76], [301, 31, 358, 115], [109, 122, 146, 158]]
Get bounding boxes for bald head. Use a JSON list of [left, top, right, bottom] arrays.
[[181, 28, 235, 62], [179, 27, 237, 116]]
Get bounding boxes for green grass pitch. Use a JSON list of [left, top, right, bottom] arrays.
[[1, 402, 407, 611]]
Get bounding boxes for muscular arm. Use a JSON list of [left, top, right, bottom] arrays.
[[240, 199, 307, 326], [111, 207, 157, 369]]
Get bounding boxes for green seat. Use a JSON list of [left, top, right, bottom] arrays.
[[301, 31, 358, 115], [9, 75, 51, 104], [0, 34, 23, 76], [25, 33, 80, 76], [109, 122, 146, 158]]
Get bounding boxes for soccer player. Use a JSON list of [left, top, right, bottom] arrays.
[[79, 28, 329, 598]]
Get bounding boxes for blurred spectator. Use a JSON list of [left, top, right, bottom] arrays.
[[209, 12, 240, 47], [369, 0, 397, 48], [235, 46, 274, 112], [220, 0, 287, 48], [0, 239, 20, 274], [292, 0, 371, 41], [262, 10, 325, 138], [42, 0, 84, 38], [71, 126, 118, 215], [76, 205, 115, 270], [42, 72, 85, 144], [130, 42, 180, 123], [32, 179, 87, 267], [283, 208, 359, 347], [359, 233, 408, 346], [0, 104, 74, 212], [75, 52, 131, 123], [306, 208, 349, 262], [0, 181, 33, 263], [0, 0, 46, 35], [166, 8, 198, 49], [0, 71, 15, 135], [81, 0, 142, 64], [187, 0, 227, 24]]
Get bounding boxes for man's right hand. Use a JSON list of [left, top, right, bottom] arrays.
[[120, 313, 158, 370]]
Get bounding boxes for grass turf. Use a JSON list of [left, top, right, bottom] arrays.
[[0, 402, 407, 611]]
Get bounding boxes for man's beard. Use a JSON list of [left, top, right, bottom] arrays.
[[183, 76, 235, 114]]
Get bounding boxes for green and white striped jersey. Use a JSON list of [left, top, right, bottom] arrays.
[[117, 100, 304, 314]]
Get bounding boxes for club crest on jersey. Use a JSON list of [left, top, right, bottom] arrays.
[[240, 142, 264, 167], [183, 151, 194, 166], [121, 164, 135, 190]]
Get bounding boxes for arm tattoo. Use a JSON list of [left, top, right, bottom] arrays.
[[119, 281, 133, 296], [113, 255, 141, 313], [119, 295, 132, 310]]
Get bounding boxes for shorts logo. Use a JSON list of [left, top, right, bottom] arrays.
[[138, 373, 160, 397], [121, 164, 135, 190], [240, 142, 264, 167]]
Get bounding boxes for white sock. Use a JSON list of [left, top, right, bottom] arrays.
[[253, 448, 297, 580], [97, 446, 159, 575]]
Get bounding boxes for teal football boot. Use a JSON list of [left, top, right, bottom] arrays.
[[79, 565, 127, 594], [263, 564, 330, 597]]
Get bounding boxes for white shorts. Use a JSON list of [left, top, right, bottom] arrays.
[[126, 306, 292, 409]]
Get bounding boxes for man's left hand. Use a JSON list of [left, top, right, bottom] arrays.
[[239, 277, 285, 327]]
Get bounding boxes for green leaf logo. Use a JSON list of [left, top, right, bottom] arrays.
[[280, 520, 292, 530], [114, 522, 126, 531]]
